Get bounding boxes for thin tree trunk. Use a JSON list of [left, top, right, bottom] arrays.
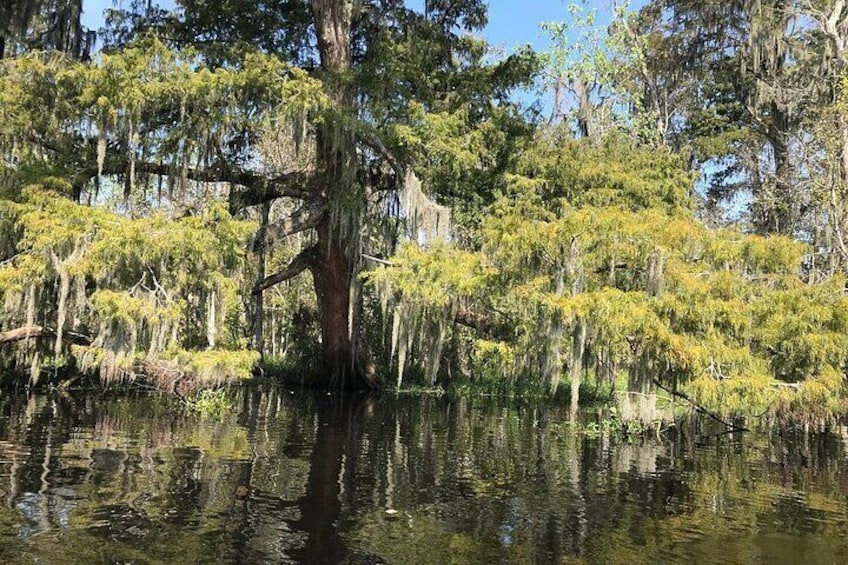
[[773, 133, 792, 234], [207, 289, 216, 349], [253, 204, 270, 356], [575, 77, 595, 140], [545, 264, 565, 394], [570, 319, 587, 418]]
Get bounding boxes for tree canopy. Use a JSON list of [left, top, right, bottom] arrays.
[[1, 0, 848, 423]]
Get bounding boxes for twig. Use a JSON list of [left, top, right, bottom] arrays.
[[0, 249, 31, 267]]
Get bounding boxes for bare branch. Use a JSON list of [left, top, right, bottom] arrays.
[[0, 249, 30, 267], [805, 0, 847, 64], [361, 253, 394, 266], [651, 378, 748, 432], [355, 125, 402, 174], [252, 246, 318, 295]]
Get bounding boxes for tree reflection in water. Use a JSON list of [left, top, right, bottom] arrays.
[[1, 389, 848, 564]]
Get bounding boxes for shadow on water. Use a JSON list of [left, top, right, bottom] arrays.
[[1, 387, 848, 564]]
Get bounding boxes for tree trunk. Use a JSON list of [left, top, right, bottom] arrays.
[[207, 289, 216, 349], [313, 221, 351, 388], [253, 205, 270, 356], [772, 131, 793, 234], [309, 221, 377, 389], [574, 77, 596, 140], [308, 0, 377, 389]]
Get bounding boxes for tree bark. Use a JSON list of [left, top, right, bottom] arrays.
[[769, 106, 794, 235], [570, 319, 587, 419], [311, 221, 377, 389], [253, 204, 270, 356]]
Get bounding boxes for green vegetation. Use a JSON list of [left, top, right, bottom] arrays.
[[0, 1, 847, 424], [183, 387, 235, 418], [371, 133, 848, 423]]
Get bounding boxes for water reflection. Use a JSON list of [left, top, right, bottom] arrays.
[[0, 389, 847, 563]]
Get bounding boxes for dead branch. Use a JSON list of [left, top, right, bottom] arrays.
[[361, 253, 394, 266]]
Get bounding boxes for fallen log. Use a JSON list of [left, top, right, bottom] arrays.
[[0, 325, 91, 346]]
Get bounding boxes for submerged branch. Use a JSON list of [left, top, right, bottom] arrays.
[[651, 379, 749, 432], [252, 246, 318, 295]]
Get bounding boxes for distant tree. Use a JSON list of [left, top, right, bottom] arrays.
[[628, 1, 845, 239], [1, 0, 94, 59]]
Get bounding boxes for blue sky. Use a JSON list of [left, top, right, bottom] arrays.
[[80, 1, 625, 55]]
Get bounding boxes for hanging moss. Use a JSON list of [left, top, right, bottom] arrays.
[[0, 183, 256, 389], [368, 133, 848, 419]]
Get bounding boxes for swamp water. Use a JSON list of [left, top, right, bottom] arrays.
[[0, 388, 847, 564]]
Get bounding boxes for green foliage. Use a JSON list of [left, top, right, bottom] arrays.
[[504, 132, 694, 215], [370, 131, 848, 419], [1, 0, 846, 413], [183, 388, 236, 418], [2, 1, 541, 392], [0, 37, 329, 201], [0, 184, 255, 387], [171, 349, 259, 383]]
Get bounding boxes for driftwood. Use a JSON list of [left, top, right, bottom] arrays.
[[0, 325, 91, 346]]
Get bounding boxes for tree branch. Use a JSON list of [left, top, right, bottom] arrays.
[[252, 246, 318, 295], [123, 162, 315, 206], [0, 325, 91, 346], [31, 133, 317, 207], [361, 253, 394, 266], [263, 200, 326, 247], [453, 308, 513, 341], [651, 378, 748, 432], [354, 125, 403, 174], [227, 170, 318, 211]]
